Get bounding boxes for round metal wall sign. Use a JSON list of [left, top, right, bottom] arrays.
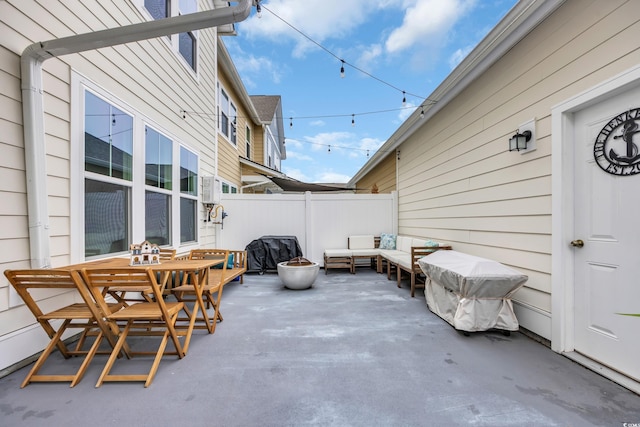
[[593, 108, 640, 175]]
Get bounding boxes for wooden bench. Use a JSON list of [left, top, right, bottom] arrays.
[[208, 249, 248, 285]]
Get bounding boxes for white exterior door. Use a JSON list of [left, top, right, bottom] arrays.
[[573, 87, 640, 382]]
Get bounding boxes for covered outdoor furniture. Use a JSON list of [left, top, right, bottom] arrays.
[[3, 269, 121, 387], [79, 267, 185, 388], [245, 235, 303, 273], [418, 250, 528, 333]]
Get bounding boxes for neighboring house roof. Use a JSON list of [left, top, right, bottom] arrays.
[[250, 95, 281, 124], [347, 0, 566, 188], [250, 94, 287, 159]]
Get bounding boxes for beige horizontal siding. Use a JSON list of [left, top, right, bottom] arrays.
[[396, 0, 639, 316], [356, 153, 396, 194]]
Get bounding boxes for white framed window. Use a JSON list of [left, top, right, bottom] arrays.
[[139, 0, 199, 71], [221, 180, 238, 194], [218, 83, 237, 145], [74, 76, 199, 259]]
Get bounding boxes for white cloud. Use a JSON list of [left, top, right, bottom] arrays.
[[356, 44, 383, 70], [304, 131, 355, 152], [285, 150, 314, 162], [397, 102, 417, 123], [316, 171, 351, 183], [283, 167, 310, 182], [242, 0, 372, 56], [283, 138, 303, 149], [224, 42, 283, 86], [385, 0, 476, 54], [448, 45, 473, 69]]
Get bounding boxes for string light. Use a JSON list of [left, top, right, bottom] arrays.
[[351, 114, 355, 127], [180, 102, 432, 126], [328, 145, 331, 153], [256, 0, 262, 18], [259, 3, 433, 104], [402, 91, 406, 107]]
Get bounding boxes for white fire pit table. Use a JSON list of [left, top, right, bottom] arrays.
[[277, 260, 320, 290]]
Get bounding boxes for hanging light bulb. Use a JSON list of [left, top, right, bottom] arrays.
[[402, 91, 406, 107], [420, 107, 425, 119], [112, 113, 116, 125], [256, 1, 262, 18], [328, 145, 331, 153], [340, 60, 345, 78], [181, 110, 186, 119], [366, 150, 370, 158], [351, 114, 355, 127], [289, 117, 293, 128]]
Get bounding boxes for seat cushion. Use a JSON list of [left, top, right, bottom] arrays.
[[348, 235, 375, 250], [324, 249, 352, 257], [351, 248, 380, 257]]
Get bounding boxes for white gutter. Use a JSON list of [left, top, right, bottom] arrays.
[[21, 0, 253, 268]]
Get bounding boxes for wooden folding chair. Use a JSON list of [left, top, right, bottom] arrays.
[[79, 267, 185, 388], [171, 249, 229, 334], [3, 269, 120, 388]]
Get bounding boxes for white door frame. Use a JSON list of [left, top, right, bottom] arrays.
[[551, 64, 640, 393]]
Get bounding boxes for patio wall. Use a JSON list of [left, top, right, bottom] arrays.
[[216, 192, 398, 266]]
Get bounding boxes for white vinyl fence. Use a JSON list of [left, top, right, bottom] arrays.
[[214, 191, 398, 266]]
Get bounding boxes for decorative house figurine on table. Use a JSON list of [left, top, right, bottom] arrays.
[[129, 240, 161, 266]]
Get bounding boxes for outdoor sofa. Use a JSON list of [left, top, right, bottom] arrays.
[[324, 234, 452, 297]]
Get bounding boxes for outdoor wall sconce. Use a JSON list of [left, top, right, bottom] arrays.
[[508, 119, 536, 154], [509, 130, 532, 151]]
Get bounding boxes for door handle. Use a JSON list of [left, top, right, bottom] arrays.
[[570, 239, 584, 248]]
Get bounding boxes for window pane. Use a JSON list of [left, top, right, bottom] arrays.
[[145, 0, 169, 19], [219, 88, 229, 137], [179, 32, 196, 70], [180, 197, 197, 243], [231, 187, 237, 194], [145, 126, 173, 189], [146, 191, 171, 245], [85, 91, 133, 180], [220, 112, 229, 137], [222, 183, 229, 194], [85, 179, 130, 257], [180, 146, 198, 196], [179, 0, 197, 14], [246, 126, 251, 158], [230, 104, 237, 145]]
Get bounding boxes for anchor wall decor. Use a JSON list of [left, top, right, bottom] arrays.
[[593, 107, 640, 176]]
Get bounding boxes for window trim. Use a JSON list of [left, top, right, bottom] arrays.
[[71, 72, 201, 262]]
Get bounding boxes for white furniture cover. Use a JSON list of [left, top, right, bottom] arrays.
[[417, 250, 528, 332]]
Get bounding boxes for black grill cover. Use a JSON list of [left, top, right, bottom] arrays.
[[245, 235, 303, 273]]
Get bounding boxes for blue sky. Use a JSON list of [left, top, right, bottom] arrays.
[[225, 0, 517, 183]]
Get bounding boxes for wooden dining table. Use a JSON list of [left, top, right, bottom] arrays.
[[60, 256, 225, 354]]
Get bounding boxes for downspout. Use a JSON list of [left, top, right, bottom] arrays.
[[20, 0, 253, 268]]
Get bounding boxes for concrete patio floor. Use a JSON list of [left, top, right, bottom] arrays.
[[1, 268, 639, 426]]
